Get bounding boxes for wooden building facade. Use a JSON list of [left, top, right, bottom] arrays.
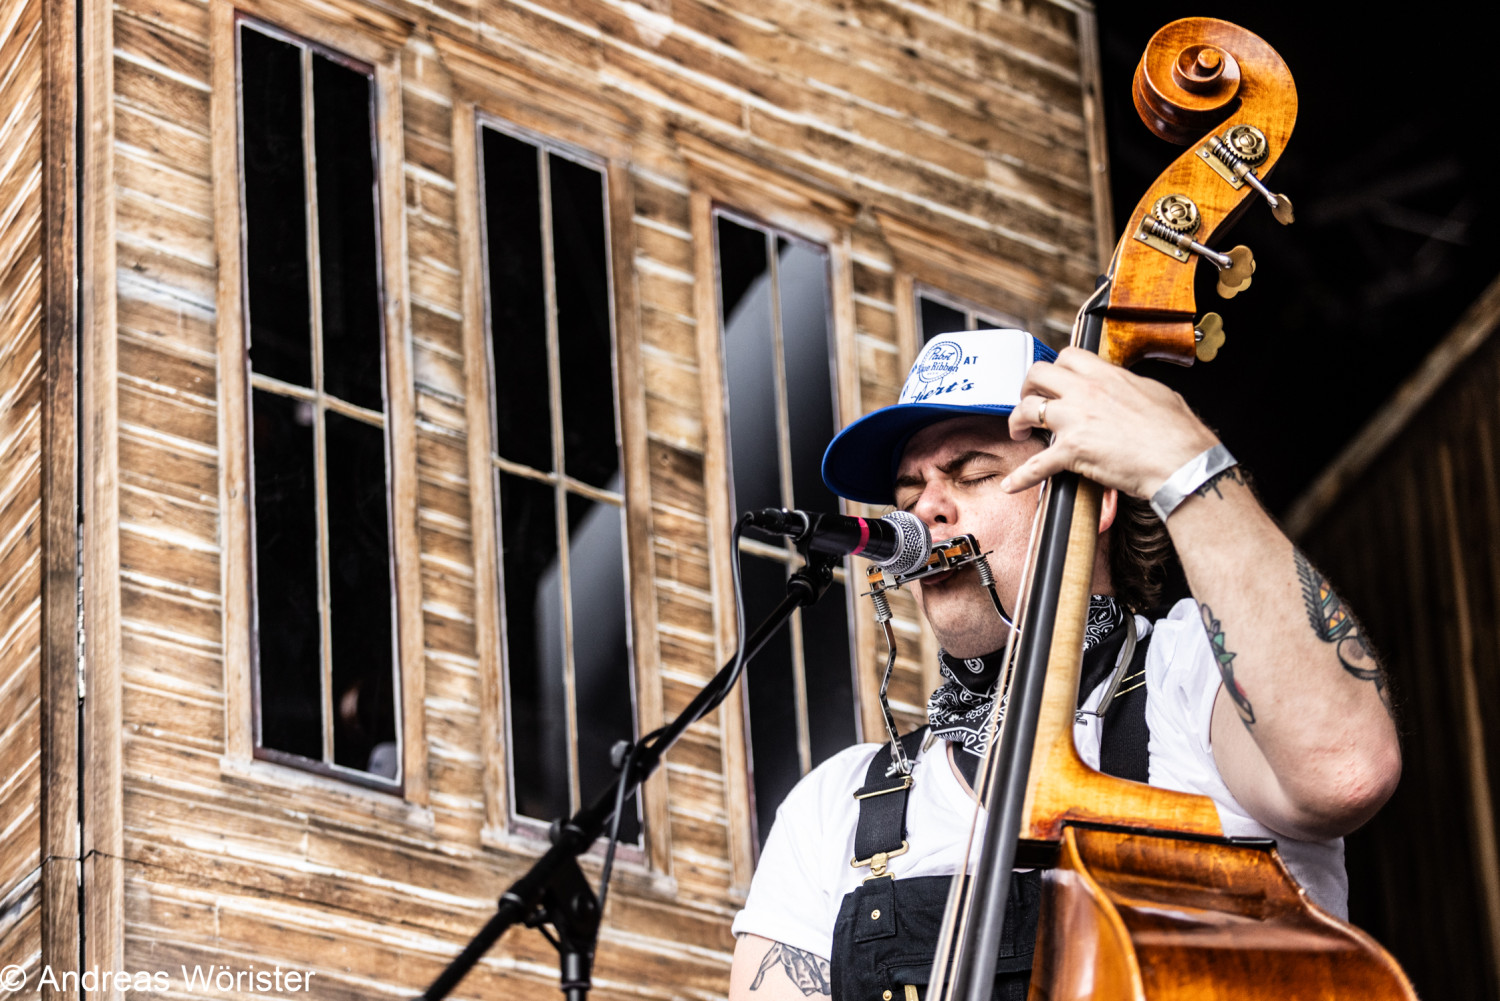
[[1287, 274, 1500, 1001], [0, 0, 1112, 996]]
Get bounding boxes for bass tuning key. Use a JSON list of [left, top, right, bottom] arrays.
[[1197, 125, 1295, 225]]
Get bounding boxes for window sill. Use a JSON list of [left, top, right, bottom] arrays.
[[480, 822, 679, 901], [219, 754, 437, 834]]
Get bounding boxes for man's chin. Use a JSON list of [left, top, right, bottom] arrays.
[[924, 612, 1011, 659]]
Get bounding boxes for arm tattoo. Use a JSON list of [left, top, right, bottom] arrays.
[[1193, 465, 1245, 502], [1200, 603, 1255, 728], [1294, 548, 1393, 714], [749, 943, 832, 996]]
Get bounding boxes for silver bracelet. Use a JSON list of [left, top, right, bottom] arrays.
[[1149, 444, 1238, 522]]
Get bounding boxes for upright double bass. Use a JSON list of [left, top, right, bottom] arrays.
[[925, 19, 1418, 1000]]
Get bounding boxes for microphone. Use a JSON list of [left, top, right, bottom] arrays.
[[747, 508, 931, 575]]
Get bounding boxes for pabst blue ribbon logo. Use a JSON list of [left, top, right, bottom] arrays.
[[915, 340, 963, 383]]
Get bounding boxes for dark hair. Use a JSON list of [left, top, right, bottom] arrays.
[[1107, 492, 1173, 612], [1028, 427, 1172, 611]]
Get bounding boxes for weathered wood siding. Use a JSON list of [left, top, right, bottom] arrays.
[[1292, 277, 1500, 1001], [0, 0, 44, 988], [79, 0, 1111, 995]]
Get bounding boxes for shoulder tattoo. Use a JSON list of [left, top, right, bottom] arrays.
[[749, 943, 832, 996], [1200, 602, 1255, 728], [1294, 548, 1393, 715]]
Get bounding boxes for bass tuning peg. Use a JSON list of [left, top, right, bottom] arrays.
[[1215, 245, 1255, 299], [1195, 312, 1226, 362], [1134, 198, 1258, 299]]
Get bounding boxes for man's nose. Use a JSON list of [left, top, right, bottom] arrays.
[[910, 481, 957, 528]]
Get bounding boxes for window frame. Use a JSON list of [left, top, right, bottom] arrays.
[[710, 204, 863, 843], [683, 136, 871, 886], [473, 113, 642, 848], [913, 283, 1027, 343], [213, 1, 427, 803], [438, 43, 664, 873]]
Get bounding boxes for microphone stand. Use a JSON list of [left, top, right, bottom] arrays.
[[417, 546, 841, 1001]]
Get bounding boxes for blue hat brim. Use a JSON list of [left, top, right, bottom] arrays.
[[821, 402, 1019, 506]]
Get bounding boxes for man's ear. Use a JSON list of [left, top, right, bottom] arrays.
[[1098, 487, 1118, 535]]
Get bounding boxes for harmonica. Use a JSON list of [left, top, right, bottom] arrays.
[[864, 533, 985, 594]]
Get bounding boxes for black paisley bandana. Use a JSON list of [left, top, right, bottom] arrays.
[[927, 595, 1128, 761]]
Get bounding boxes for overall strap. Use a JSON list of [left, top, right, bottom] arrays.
[[850, 727, 928, 879], [1077, 619, 1154, 784], [1100, 628, 1152, 782]]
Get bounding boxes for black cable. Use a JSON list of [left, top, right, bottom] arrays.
[[593, 515, 751, 920], [594, 740, 637, 920], [678, 515, 752, 722]]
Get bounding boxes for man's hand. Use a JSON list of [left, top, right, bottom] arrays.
[[1001, 347, 1220, 500], [729, 935, 832, 1000], [996, 345, 1400, 841]]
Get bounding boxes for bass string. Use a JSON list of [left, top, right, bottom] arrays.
[[926, 280, 1101, 997]]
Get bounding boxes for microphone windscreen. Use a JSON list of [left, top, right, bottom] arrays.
[[879, 511, 931, 575]]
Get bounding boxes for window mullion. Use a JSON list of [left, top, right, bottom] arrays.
[[301, 47, 336, 767], [767, 234, 794, 512], [538, 149, 583, 814], [557, 473, 622, 507], [322, 394, 384, 429], [766, 234, 813, 778]]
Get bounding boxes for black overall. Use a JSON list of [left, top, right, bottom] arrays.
[[829, 622, 1152, 1001]]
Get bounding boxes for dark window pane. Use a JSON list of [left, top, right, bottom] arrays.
[[777, 237, 839, 516], [919, 295, 966, 344], [325, 412, 397, 775], [483, 129, 552, 471], [551, 156, 618, 491], [741, 553, 801, 847], [567, 490, 639, 843], [241, 26, 312, 386], [802, 578, 856, 766], [718, 215, 768, 321], [500, 472, 569, 822], [976, 314, 1006, 330], [718, 217, 782, 532], [313, 54, 384, 413], [252, 389, 322, 759]]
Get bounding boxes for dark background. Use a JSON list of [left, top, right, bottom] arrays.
[[1094, 7, 1500, 989], [1096, 5, 1500, 516]]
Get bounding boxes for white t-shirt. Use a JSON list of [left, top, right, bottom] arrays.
[[730, 599, 1348, 960]]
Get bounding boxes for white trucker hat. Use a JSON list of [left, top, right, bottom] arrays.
[[821, 328, 1056, 505]]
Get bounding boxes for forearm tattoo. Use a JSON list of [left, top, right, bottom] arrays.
[[1294, 548, 1393, 714], [749, 943, 832, 996], [1193, 465, 1246, 502], [1200, 603, 1255, 728]]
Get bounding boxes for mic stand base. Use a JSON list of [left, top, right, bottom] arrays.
[[415, 550, 840, 1001], [525, 854, 599, 1001]]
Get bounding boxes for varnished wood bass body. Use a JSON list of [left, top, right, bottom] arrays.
[[1033, 827, 1413, 999]]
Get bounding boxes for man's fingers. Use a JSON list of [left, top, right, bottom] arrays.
[[1054, 345, 1111, 373], [1009, 394, 1054, 439], [1017, 359, 1080, 401], [1001, 447, 1066, 493]]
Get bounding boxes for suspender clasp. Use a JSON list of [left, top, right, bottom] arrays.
[[853, 775, 912, 799], [851, 841, 909, 879]]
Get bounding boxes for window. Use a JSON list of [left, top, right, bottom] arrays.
[[479, 121, 640, 843], [237, 20, 400, 786], [714, 209, 859, 848], [916, 285, 1022, 343]]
